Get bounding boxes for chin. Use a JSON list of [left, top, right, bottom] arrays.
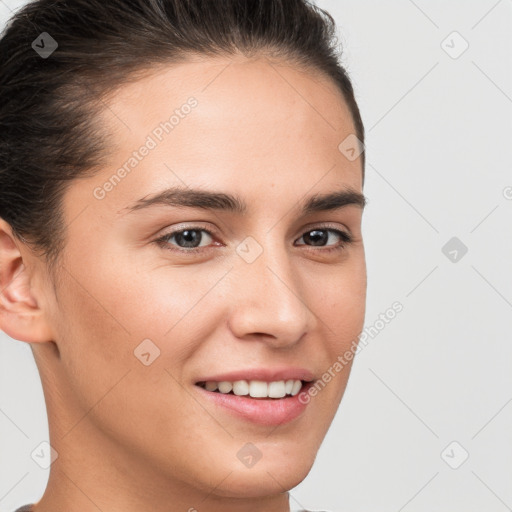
[[210, 450, 316, 499]]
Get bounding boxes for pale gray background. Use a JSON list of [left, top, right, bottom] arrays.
[[1, 1, 511, 511]]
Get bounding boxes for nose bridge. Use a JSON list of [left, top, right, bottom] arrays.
[[227, 234, 314, 345]]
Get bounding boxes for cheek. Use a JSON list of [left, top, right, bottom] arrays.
[[52, 263, 225, 465], [314, 251, 367, 342]]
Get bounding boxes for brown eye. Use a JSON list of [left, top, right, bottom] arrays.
[[155, 227, 215, 252], [295, 228, 352, 250]]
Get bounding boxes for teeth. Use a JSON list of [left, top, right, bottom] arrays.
[[290, 380, 302, 396], [233, 380, 249, 396], [249, 380, 268, 398], [218, 381, 233, 393], [268, 381, 286, 398], [205, 381, 218, 392], [200, 379, 304, 398]]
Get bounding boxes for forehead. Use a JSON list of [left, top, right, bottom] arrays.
[[72, 55, 362, 221], [106, 54, 351, 126], [101, 55, 357, 163]]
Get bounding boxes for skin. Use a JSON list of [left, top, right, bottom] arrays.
[[0, 54, 366, 512]]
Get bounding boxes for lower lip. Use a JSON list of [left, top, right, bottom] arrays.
[[195, 382, 314, 426]]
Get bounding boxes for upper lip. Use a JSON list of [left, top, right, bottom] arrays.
[[195, 367, 316, 384]]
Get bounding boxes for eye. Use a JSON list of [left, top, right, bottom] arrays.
[[154, 225, 353, 254], [295, 227, 353, 252], [155, 226, 216, 252]]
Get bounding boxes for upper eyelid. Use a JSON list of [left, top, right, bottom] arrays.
[[158, 222, 349, 235]]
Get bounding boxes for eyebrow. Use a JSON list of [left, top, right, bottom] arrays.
[[122, 186, 367, 216]]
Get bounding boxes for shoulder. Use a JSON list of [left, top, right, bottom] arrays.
[[13, 505, 34, 512]]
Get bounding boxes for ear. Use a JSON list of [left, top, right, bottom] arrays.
[[0, 218, 54, 343]]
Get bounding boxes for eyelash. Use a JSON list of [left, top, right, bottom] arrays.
[[154, 224, 353, 255]]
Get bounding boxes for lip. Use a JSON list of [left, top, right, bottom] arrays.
[[194, 366, 315, 384], [194, 380, 315, 426]]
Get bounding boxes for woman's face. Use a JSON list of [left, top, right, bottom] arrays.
[[39, 55, 366, 505]]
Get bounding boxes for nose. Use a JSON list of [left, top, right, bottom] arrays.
[[226, 240, 316, 349]]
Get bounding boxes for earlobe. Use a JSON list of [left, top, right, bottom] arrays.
[[0, 218, 54, 343]]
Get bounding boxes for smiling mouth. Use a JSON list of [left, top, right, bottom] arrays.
[[195, 379, 309, 399], [194, 378, 315, 425]]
